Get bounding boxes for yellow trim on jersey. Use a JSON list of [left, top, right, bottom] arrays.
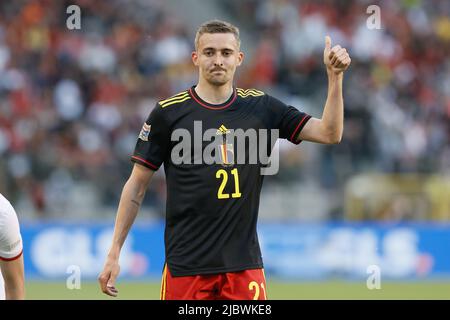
[[237, 91, 264, 97], [237, 88, 264, 94], [160, 96, 191, 108], [160, 264, 168, 300], [238, 93, 264, 98], [237, 88, 264, 98], [159, 91, 188, 105]]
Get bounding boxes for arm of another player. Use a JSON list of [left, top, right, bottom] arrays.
[[297, 36, 351, 144], [0, 255, 25, 300], [98, 163, 155, 297]]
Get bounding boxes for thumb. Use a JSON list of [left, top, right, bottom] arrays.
[[325, 35, 331, 51]]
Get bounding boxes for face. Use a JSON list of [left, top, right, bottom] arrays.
[[192, 33, 244, 86]]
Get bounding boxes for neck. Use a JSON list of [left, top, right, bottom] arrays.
[[194, 79, 234, 104]]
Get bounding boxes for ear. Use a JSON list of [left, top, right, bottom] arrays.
[[237, 51, 244, 66], [192, 51, 199, 66]]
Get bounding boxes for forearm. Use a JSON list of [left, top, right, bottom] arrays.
[[108, 179, 147, 258], [1, 256, 25, 300], [321, 70, 344, 143], [5, 280, 25, 300]]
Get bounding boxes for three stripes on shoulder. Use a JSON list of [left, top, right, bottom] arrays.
[[158, 88, 265, 108], [159, 91, 190, 108], [237, 88, 264, 98]]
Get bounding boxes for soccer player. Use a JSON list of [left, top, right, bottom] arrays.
[[0, 193, 25, 300], [99, 20, 350, 299]]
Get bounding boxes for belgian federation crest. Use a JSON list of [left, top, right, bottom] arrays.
[[216, 124, 234, 166]]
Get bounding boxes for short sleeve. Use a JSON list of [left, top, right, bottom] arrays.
[[267, 95, 312, 144], [0, 198, 23, 260], [131, 104, 170, 170]]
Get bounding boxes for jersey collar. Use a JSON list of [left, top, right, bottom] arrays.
[[189, 85, 237, 110]]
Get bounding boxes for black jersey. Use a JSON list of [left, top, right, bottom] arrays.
[[132, 86, 311, 276]]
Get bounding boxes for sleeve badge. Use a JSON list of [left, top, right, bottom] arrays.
[[138, 123, 151, 141]]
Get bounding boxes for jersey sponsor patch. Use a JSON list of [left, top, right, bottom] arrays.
[[138, 123, 151, 141]]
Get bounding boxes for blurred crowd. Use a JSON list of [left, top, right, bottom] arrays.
[[0, 0, 449, 220], [226, 0, 450, 220]]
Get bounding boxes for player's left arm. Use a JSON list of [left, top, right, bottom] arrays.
[[0, 255, 25, 300], [297, 36, 351, 144]]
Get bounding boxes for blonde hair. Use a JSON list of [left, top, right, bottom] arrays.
[[194, 20, 240, 50]]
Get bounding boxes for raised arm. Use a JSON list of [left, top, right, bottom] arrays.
[[297, 36, 351, 144], [98, 163, 155, 297]]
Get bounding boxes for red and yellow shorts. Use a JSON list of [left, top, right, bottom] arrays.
[[160, 265, 267, 300]]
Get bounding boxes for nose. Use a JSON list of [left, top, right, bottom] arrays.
[[213, 53, 223, 66]]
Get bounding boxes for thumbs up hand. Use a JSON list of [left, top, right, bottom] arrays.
[[324, 36, 351, 75]]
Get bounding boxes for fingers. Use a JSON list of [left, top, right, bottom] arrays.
[[330, 48, 346, 65], [98, 271, 110, 294], [106, 268, 119, 297], [106, 285, 119, 297], [339, 56, 351, 69], [98, 270, 119, 297], [325, 40, 351, 73], [329, 47, 350, 69], [328, 45, 342, 61], [98, 272, 109, 293]]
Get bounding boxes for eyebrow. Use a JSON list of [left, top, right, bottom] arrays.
[[202, 47, 235, 52]]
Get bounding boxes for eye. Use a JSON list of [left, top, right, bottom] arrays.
[[204, 50, 213, 57], [223, 51, 232, 57]]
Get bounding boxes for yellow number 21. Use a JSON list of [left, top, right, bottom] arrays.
[[216, 168, 242, 199]]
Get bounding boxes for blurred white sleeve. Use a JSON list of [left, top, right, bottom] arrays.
[[0, 194, 23, 260]]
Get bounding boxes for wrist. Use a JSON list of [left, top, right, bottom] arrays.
[[108, 247, 121, 259], [327, 68, 343, 80]]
